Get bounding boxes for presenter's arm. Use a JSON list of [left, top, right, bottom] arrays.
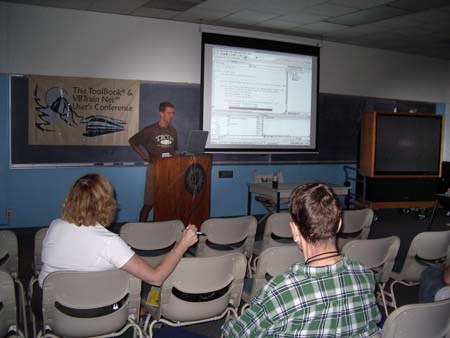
[[121, 224, 198, 285], [129, 140, 151, 162]]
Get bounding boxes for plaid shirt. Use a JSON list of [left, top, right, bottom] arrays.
[[222, 256, 381, 338]]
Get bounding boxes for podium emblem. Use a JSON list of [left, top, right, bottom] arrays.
[[185, 163, 206, 194]]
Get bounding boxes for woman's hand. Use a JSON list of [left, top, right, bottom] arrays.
[[178, 224, 199, 251]]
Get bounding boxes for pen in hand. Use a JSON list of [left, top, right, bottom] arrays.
[[197, 231, 207, 236]]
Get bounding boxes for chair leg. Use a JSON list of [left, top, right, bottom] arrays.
[[389, 280, 399, 309], [15, 279, 28, 338], [240, 303, 250, 315], [148, 319, 159, 338], [377, 282, 389, 317], [143, 313, 152, 336]]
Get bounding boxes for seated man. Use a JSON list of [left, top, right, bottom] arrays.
[[419, 265, 450, 303], [222, 183, 381, 338]]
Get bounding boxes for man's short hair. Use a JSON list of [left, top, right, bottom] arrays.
[[62, 173, 117, 227], [289, 183, 341, 244], [159, 101, 174, 112]]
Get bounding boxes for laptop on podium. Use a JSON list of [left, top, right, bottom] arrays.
[[186, 130, 209, 155]]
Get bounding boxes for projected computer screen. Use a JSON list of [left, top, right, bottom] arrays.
[[202, 33, 319, 152]]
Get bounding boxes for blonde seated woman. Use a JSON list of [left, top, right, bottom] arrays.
[[33, 173, 198, 318]]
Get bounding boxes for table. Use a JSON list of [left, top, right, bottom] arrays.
[[247, 182, 351, 215], [428, 193, 450, 230]]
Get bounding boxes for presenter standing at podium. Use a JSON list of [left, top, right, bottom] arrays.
[[129, 101, 178, 222]]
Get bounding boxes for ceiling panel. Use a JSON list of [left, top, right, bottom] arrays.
[[255, 19, 301, 30], [329, 0, 391, 9], [327, 5, 409, 26], [194, 0, 257, 12], [305, 3, 359, 17], [245, 0, 328, 15], [174, 7, 230, 21], [387, 0, 450, 12], [89, 0, 149, 14], [301, 21, 348, 33], [131, 6, 180, 18], [217, 10, 279, 25], [277, 13, 329, 25]]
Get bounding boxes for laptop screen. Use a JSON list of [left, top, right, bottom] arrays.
[[186, 130, 209, 154]]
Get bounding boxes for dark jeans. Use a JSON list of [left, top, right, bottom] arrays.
[[419, 266, 445, 303]]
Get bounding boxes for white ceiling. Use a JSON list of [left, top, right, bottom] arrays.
[[3, 0, 450, 60]]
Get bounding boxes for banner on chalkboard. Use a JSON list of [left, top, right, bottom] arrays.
[[28, 75, 140, 146]]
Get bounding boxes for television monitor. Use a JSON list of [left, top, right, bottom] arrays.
[[202, 33, 319, 152], [374, 114, 442, 176]]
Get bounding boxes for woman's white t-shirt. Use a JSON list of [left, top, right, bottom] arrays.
[[38, 218, 135, 287]]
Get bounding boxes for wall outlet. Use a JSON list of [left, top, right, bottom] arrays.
[[6, 208, 12, 220], [219, 170, 233, 178]]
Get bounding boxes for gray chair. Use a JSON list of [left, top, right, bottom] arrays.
[[0, 270, 24, 338], [337, 208, 374, 250], [120, 220, 185, 267], [143, 252, 247, 338], [195, 216, 257, 261], [385, 230, 450, 309], [36, 269, 142, 338], [381, 298, 450, 338], [242, 246, 304, 312], [249, 212, 295, 277], [342, 236, 400, 316], [0, 230, 27, 337], [28, 227, 48, 337], [258, 212, 294, 253]]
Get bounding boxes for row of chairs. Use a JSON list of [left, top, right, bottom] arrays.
[[2, 209, 450, 337], [3, 240, 450, 338]]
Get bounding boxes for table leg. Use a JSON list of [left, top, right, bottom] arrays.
[[427, 199, 439, 231], [345, 186, 350, 210], [276, 191, 280, 213], [247, 188, 252, 215]]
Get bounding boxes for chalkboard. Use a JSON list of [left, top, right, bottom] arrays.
[[10, 75, 435, 166]]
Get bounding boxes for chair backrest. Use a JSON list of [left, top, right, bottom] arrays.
[[33, 227, 48, 276], [120, 220, 185, 265], [261, 212, 294, 252], [0, 231, 19, 278], [342, 236, 400, 283], [156, 253, 246, 322], [399, 230, 450, 282], [42, 269, 141, 338], [250, 246, 304, 299], [381, 299, 450, 338], [0, 270, 17, 338], [341, 208, 374, 238], [196, 216, 257, 258]]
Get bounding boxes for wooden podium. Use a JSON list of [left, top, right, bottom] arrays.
[[153, 154, 212, 227]]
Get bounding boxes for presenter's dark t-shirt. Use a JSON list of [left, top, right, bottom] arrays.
[[129, 122, 178, 158]]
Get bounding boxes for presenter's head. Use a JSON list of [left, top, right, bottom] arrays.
[[159, 101, 175, 128], [62, 173, 117, 227], [289, 183, 342, 247]]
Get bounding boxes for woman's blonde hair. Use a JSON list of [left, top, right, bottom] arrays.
[[62, 173, 117, 227]]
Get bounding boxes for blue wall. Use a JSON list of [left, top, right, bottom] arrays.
[[0, 74, 354, 228]]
